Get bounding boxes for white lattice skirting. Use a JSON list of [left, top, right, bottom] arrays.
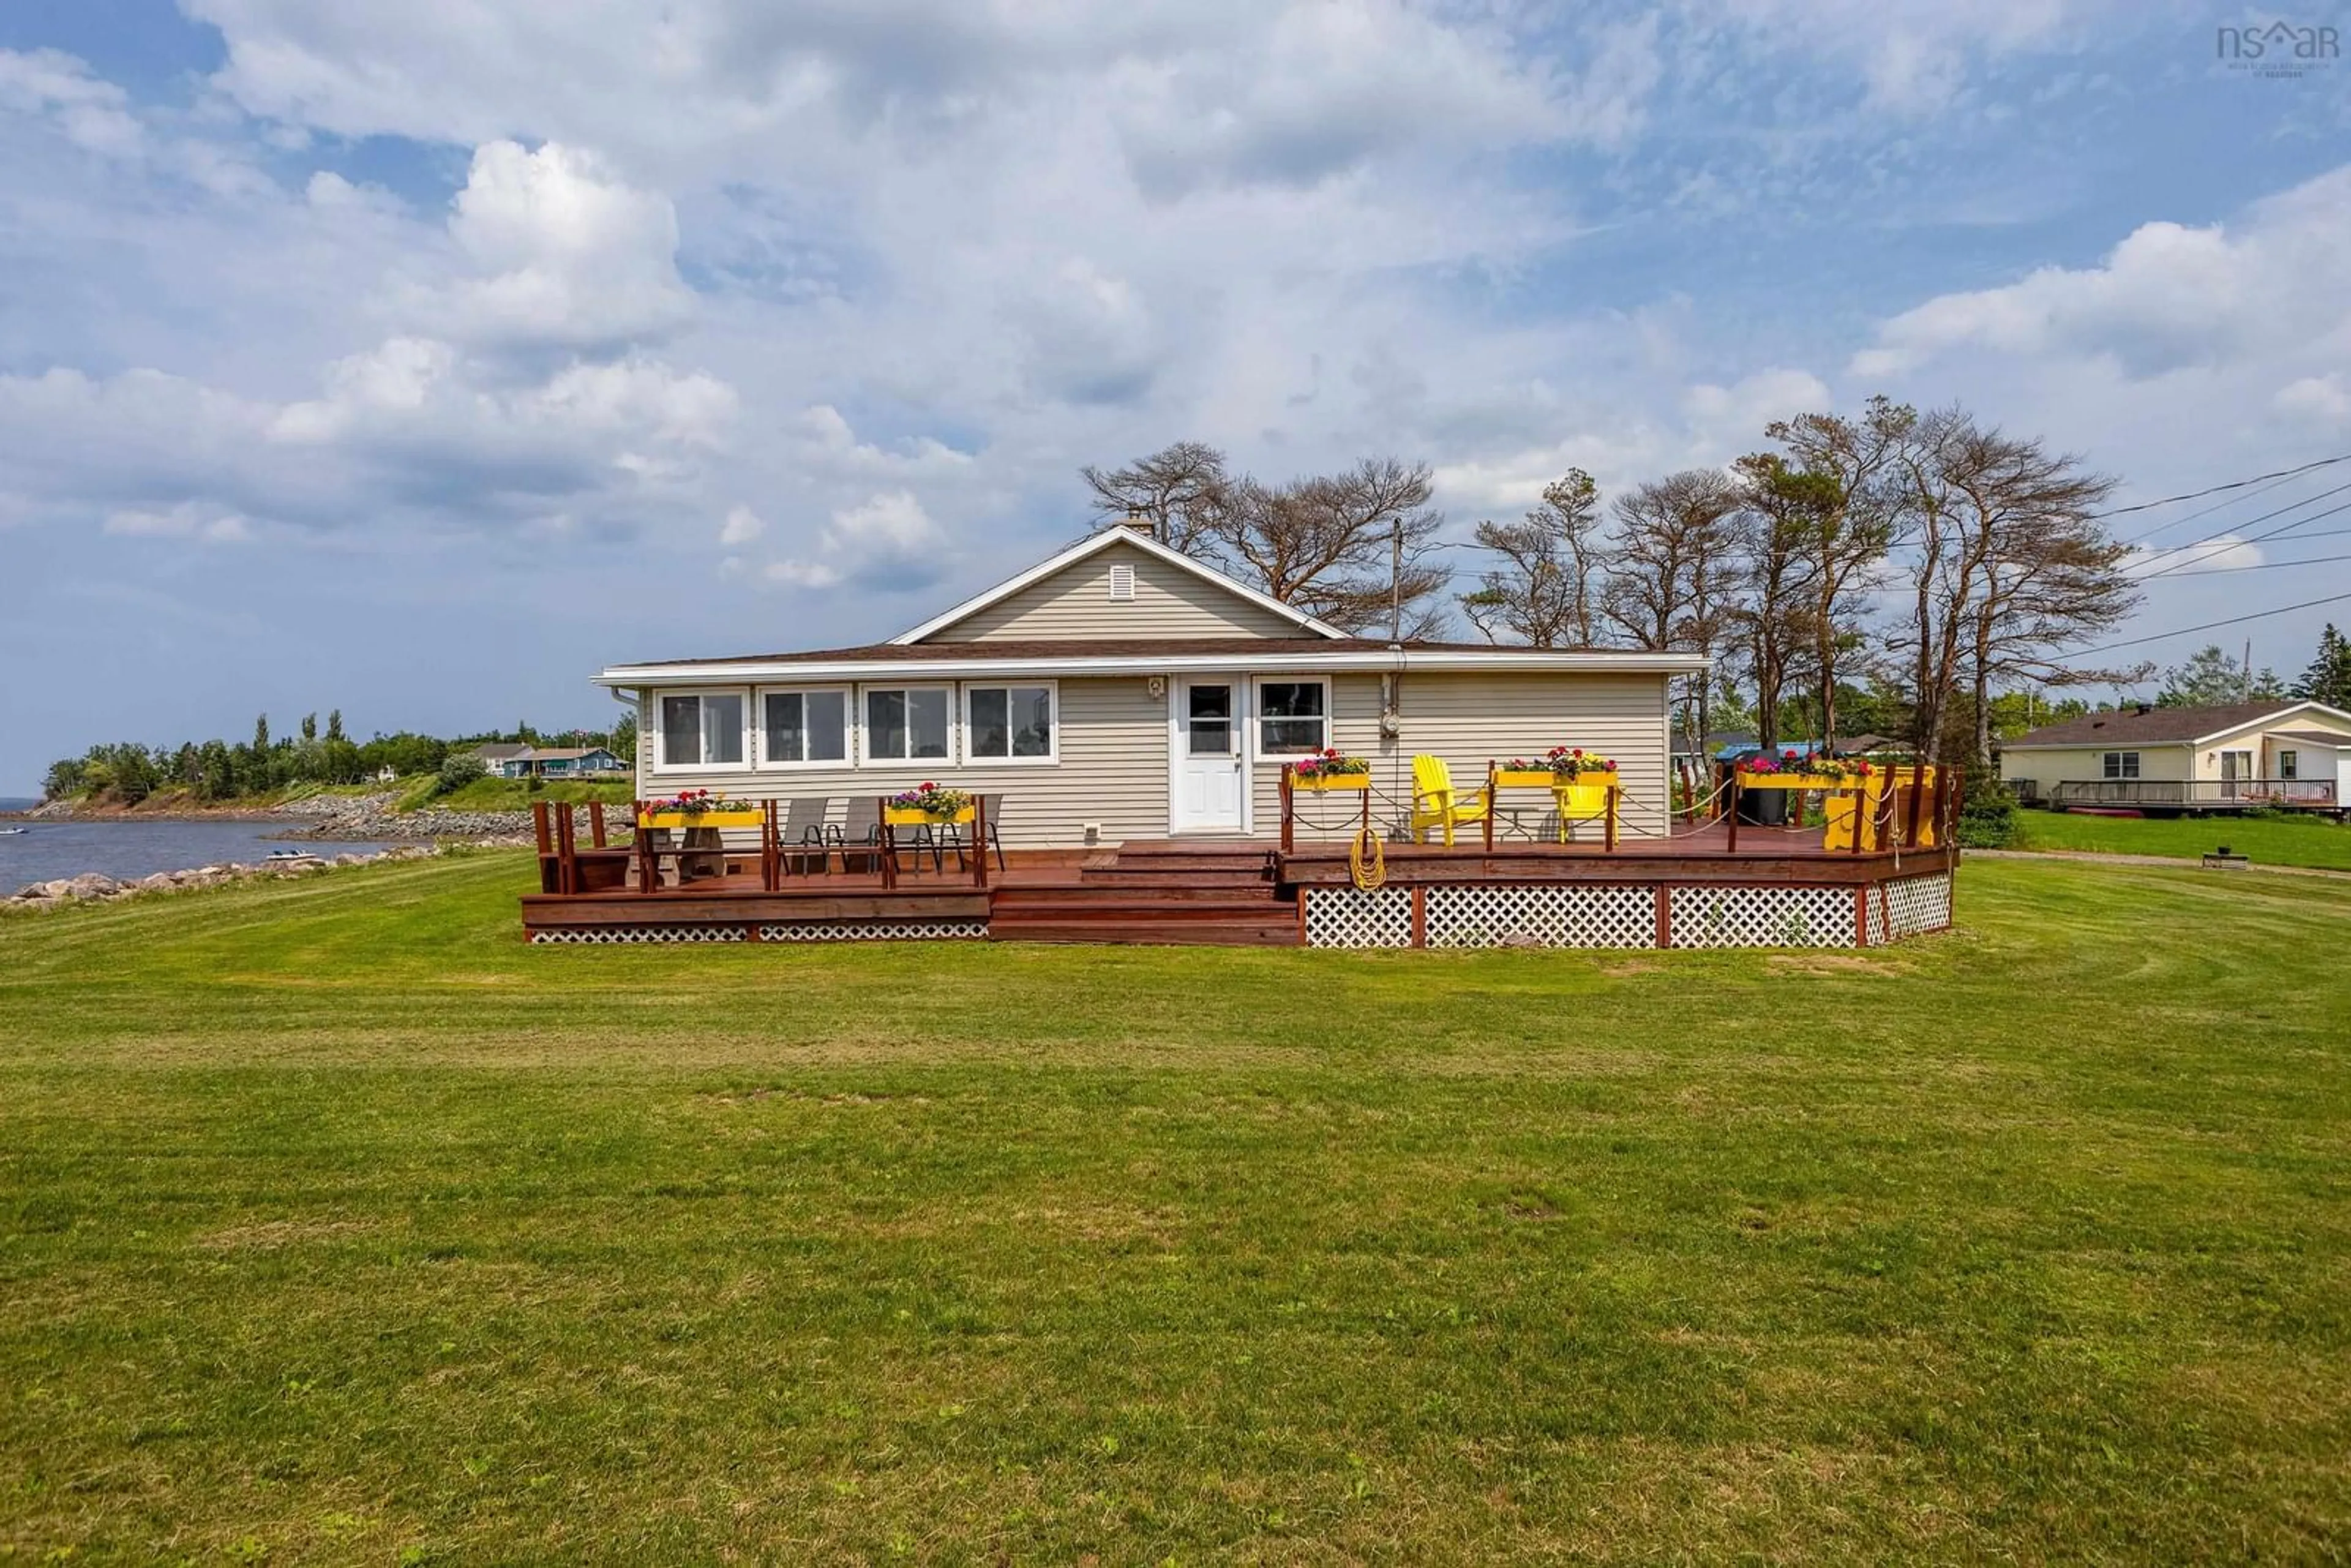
[[1425, 885, 1655, 948], [1669, 885, 1854, 948], [530, 925, 749, 945], [1874, 874, 1953, 942], [1303, 887, 1414, 948], [757, 920, 988, 942]]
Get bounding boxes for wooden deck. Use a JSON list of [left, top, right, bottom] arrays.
[[520, 823, 1958, 948]]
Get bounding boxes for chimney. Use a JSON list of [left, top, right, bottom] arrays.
[[1122, 506, 1155, 537], [2134, 702, 2153, 716]]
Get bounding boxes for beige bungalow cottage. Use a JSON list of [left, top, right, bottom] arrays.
[[598, 525, 1703, 849], [2000, 699, 2351, 812]]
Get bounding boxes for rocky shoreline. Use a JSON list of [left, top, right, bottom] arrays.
[[10, 843, 452, 913], [10, 789, 546, 847]]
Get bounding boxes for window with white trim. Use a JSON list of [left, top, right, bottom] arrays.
[[2280, 749, 2299, 780], [2101, 751, 2139, 779], [965, 683, 1057, 763], [656, 691, 746, 768], [1257, 678, 1329, 755], [864, 687, 951, 762], [760, 688, 849, 767]]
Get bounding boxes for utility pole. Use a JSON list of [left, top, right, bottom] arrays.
[[1389, 520, 1403, 647]]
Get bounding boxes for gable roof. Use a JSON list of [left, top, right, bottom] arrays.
[[470, 742, 534, 761], [2003, 700, 2325, 749], [888, 527, 1348, 645], [2273, 728, 2351, 747]]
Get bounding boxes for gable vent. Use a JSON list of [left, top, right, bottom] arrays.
[[1108, 563, 1136, 602]]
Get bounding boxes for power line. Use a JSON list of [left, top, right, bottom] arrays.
[[2091, 451, 2351, 521], [2112, 467, 2310, 547], [2145, 550, 2351, 579], [2129, 490, 2351, 581], [2063, 588, 2351, 658]]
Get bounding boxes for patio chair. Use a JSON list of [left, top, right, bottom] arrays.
[[1409, 755, 1489, 846], [833, 796, 885, 876], [1554, 781, 1611, 844], [778, 798, 834, 875], [938, 793, 1008, 873]]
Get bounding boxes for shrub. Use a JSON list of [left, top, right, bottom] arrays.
[[435, 753, 488, 796], [1955, 773, 2018, 849]]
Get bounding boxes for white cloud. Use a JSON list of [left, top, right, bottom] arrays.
[[1853, 168, 2351, 380], [1698, 0, 2099, 116], [718, 504, 763, 545], [765, 489, 951, 593], [0, 48, 144, 157]]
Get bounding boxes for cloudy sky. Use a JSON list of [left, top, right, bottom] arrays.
[[3, 1, 2349, 789]]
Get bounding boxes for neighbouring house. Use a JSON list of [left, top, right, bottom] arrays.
[[470, 743, 536, 778], [597, 525, 1704, 849], [1998, 700, 2351, 812], [523, 746, 625, 778], [468, 743, 626, 779]]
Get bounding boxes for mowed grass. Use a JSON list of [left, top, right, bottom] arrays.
[[2014, 806, 2351, 870], [2, 855, 2349, 1563]]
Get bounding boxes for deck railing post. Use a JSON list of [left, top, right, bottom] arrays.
[[531, 801, 555, 893], [588, 801, 608, 849], [1483, 761, 1496, 854], [878, 798, 898, 890], [1903, 762, 1925, 849], [1280, 765, 1295, 856], [551, 804, 571, 894], [634, 800, 654, 893], [973, 794, 990, 891], [1849, 783, 1865, 855], [762, 800, 779, 892], [1726, 775, 1741, 854], [1605, 785, 1619, 853]]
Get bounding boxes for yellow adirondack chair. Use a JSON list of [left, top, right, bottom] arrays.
[[1554, 781, 1611, 844], [1410, 755, 1490, 846]]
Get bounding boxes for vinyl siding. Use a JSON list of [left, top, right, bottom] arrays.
[[2000, 745, 2191, 786], [632, 667, 1674, 849], [1258, 671, 1671, 845], [926, 538, 1306, 642]]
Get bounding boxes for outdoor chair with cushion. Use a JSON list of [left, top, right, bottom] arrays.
[[1409, 755, 1490, 846]]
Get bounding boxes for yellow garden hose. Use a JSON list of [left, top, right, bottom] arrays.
[[1348, 825, 1387, 890]]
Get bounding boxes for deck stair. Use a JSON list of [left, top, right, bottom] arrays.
[[988, 840, 1300, 945]]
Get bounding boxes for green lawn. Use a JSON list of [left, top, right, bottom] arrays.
[[2014, 806, 2351, 870], [410, 776, 636, 813], [2, 855, 2348, 1562]]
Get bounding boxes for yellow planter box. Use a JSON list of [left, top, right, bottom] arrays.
[[1291, 773, 1372, 791], [884, 805, 975, 827], [638, 808, 765, 830], [1739, 773, 1865, 791], [1494, 770, 1618, 789]]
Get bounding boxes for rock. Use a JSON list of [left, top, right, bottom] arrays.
[[13, 882, 48, 900], [139, 872, 178, 892], [67, 873, 121, 899]]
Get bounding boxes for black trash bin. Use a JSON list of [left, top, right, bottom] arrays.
[[1736, 786, 1790, 827]]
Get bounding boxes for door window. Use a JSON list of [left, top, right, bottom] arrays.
[[1187, 685, 1234, 756]]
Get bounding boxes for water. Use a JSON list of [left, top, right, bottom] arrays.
[[0, 815, 402, 889]]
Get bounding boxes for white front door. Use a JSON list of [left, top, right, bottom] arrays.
[[1172, 677, 1248, 834]]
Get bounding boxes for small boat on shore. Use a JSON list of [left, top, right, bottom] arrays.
[[0, 827, 26, 836], [263, 848, 321, 862]]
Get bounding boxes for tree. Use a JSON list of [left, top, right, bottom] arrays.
[[1764, 397, 1911, 749], [1460, 469, 1607, 647], [1728, 454, 1830, 753], [1081, 447, 1452, 635], [326, 710, 347, 744], [1599, 468, 1744, 768], [1942, 423, 2129, 763], [2158, 645, 2251, 707], [610, 711, 639, 765], [300, 712, 318, 744], [2294, 624, 2351, 708], [1221, 457, 1452, 636], [1079, 441, 1234, 554]]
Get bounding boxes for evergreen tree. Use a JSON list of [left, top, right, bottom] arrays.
[[326, 709, 346, 743], [300, 712, 318, 743], [2156, 645, 2250, 707], [2293, 624, 2351, 708], [252, 713, 271, 752]]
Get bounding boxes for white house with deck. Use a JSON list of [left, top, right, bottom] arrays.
[[597, 525, 1704, 849], [2000, 699, 2351, 812]]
